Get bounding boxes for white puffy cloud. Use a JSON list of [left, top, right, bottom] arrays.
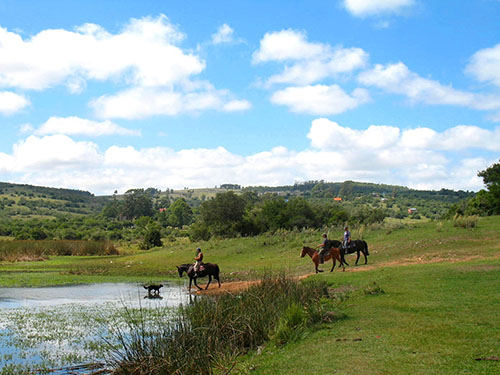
[[358, 62, 500, 111], [4, 135, 102, 172], [254, 30, 368, 86], [271, 85, 370, 115], [91, 86, 250, 119], [211, 24, 235, 44], [0, 15, 204, 90], [466, 43, 500, 87], [35, 116, 140, 137], [2, 120, 496, 194], [343, 0, 416, 17], [0, 91, 30, 114], [0, 15, 250, 118], [252, 29, 327, 63]]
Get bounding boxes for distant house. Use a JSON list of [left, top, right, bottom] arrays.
[[408, 207, 417, 214], [334, 197, 342, 201]]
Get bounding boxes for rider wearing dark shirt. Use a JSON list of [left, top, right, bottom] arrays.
[[318, 233, 329, 264]]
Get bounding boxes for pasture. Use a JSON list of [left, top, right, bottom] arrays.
[[0, 216, 499, 374]]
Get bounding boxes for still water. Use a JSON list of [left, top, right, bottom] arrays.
[[0, 282, 190, 373]]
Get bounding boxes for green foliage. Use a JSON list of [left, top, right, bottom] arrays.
[[139, 222, 163, 250], [165, 198, 193, 228], [121, 189, 154, 219], [198, 191, 246, 236]]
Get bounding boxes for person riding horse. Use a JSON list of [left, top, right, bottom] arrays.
[[194, 247, 203, 276], [318, 233, 330, 264], [343, 226, 351, 250]]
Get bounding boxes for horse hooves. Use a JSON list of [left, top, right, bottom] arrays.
[[318, 269, 324, 273]]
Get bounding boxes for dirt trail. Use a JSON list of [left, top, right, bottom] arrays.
[[193, 253, 500, 295]]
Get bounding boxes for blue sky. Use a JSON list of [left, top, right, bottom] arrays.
[[0, 0, 499, 195]]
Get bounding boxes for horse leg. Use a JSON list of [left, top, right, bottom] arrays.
[[205, 275, 212, 290], [315, 260, 323, 273], [339, 254, 345, 271], [189, 278, 192, 292], [330, 257, 336, 272], [341, 247, 349, 266], [355, 251, 360, 265], [193, 277, 202, 290]]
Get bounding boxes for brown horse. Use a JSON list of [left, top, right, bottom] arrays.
[[300, 246, 345, 274]]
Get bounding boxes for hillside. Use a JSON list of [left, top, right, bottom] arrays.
[[0, 182, 108, 219], [0, 180, 475, 221]]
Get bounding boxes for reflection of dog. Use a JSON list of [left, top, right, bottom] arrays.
[[144, 284, 163, 295]]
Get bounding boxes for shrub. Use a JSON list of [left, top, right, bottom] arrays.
[[453, 214, 478, 229]]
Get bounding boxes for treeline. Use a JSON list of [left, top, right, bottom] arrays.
[[246, 180, 473, 202], [447, 159, 500, 217]]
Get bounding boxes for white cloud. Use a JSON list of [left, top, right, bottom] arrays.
[[252, 29, 326, 63], [466, 43, 500, 87], [91, 86, 250, 119], [271, 85, 370, 115], [0, 15, 204, 91], [211, 24, 235, 44], [343, 0, 416, 17], [5, 135, 102, 172], [2, 120, 496, 194], [35, 116, 140, 137], [254, 30, 368, 86], [358, 62, 500, 111], [0, 91, 30, 114]]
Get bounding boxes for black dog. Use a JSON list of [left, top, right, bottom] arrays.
[[143, 284, 163, 295]]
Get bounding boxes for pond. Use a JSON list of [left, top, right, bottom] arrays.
[[0, 282, 190, 374]]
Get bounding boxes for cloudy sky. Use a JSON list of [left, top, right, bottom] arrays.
[[0, 0, 499, 195]]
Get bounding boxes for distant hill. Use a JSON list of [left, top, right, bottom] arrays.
[[0, 182, 108, 219], [0, 180, 475, 220]]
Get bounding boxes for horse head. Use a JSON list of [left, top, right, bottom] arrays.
[[176, 265, 185, 277], [300, 246, 307, 258]]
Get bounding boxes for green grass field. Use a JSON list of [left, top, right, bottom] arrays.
[[1, 216, 499, 374]]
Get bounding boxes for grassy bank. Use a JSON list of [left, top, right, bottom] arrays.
[[237, 257, 500, 375]]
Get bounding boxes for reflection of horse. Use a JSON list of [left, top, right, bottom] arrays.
[[177, 263, 221, 291], [300, 246, 345, 274], [343, 240, 370, 265]]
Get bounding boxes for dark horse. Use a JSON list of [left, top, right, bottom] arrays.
[[343, 239, 370, 265], [176, 263, 221, 291], [300, 246, 345, 274]]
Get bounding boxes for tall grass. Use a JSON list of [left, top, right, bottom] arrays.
[[0, 240, 118, 261], [452, 214, 479, 228], [106, 273, 336, 375]]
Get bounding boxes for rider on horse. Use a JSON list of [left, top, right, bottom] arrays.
[[318, 233, 330, 264], [343, 226, 351, 250], [194, 247, 203, 276]]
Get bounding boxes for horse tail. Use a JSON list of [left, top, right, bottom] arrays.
[[364, 240, 370, 256]]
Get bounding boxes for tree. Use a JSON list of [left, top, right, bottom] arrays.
[[198, 192, 246, 237], [477, 159, 500, 214], [140, 222, 163, 250], [167, 198, 193, 228], [122, 189, 154, 219]]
